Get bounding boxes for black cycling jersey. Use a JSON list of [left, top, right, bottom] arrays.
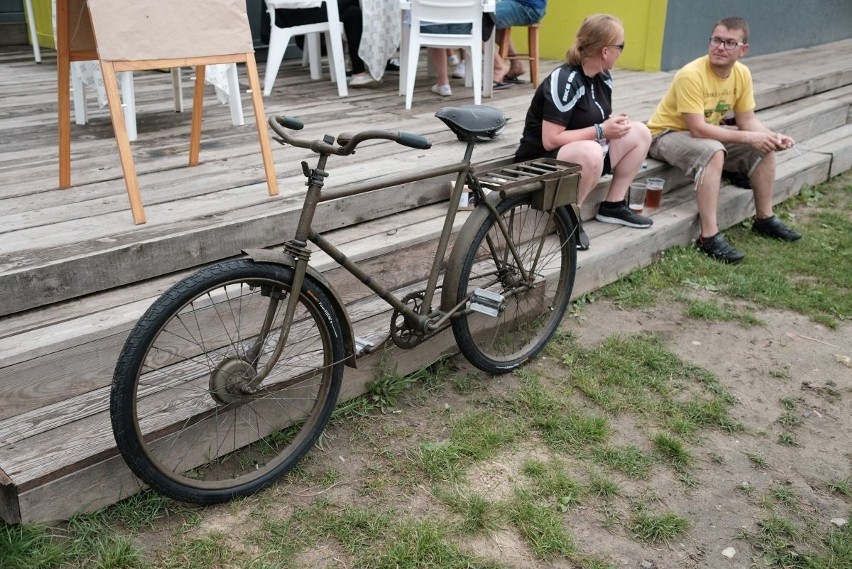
[[515, 63, 613, 162]]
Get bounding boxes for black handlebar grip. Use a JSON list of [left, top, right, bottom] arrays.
[[275, 115, 304, 130], [397, 132, 432, 150]]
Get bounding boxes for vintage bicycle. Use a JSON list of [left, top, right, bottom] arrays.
[[110, 105, 581, 504]]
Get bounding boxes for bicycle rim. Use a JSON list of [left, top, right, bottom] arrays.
[[452, 197, 576, 373], [112, 260, 344, 503]]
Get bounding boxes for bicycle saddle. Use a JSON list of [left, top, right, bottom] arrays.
[[435, 105, 506, 143]]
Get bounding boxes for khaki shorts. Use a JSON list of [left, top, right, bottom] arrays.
[[648, 129, 766, 183]]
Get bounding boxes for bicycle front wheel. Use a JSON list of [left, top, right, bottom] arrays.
[[111, 259, 344, 504], [451, 196, 577, 374]]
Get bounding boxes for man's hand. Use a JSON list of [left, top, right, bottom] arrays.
[[746, 131, 787, 153], [775, 133, 795, 150]]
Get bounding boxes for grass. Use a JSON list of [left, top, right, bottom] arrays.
[[2, 174, 850, 568], [600, 175, 852, 328], [628, 511, 690, 543]]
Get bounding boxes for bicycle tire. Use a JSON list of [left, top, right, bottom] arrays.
[[111, 259, 345, 504], [451, 197, 577, 374]]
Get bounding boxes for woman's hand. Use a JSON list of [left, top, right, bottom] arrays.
[[602, 113, 631, 139]]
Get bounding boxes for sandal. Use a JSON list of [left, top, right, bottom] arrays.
[[504, 75, 526, 84], [492, 80, 513, 90]]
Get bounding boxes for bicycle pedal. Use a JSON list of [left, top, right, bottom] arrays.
[[354, 336, 375, 356], [469, 288, 504, 317]]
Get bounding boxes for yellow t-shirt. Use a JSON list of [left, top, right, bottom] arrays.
[[647, 55, 756, 135]]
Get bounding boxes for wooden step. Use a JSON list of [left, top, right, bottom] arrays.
[[2, 120, 848, 523], [2, 41, 852, 319], [3, 40, 852, 523]]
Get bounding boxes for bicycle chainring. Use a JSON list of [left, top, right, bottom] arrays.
[[390, 291, 427, 349]]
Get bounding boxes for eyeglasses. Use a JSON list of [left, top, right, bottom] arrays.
[[709, 37, 744, 50], [609, 43, 625, 51]]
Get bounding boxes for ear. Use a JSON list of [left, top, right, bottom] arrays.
[[740, 43, 750, 57]]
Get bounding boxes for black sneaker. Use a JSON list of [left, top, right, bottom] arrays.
[[576, 220, 590, 250], [696, 233, 744, 264], [752, 216, 802, 241], [385, 57, 400, 75], [595, 200, 653, 228]]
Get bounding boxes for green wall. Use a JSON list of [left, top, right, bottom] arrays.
[[531, 0, 668, 72]]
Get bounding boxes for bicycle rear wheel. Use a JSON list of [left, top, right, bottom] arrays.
[[111, 259, 344, 504], [451, 196, 576, 374]]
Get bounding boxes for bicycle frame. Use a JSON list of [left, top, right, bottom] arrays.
[[287, 141, 479, 338], [246, 117, 578, 390]]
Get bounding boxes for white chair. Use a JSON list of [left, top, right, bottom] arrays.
[[71, 63, 244, 142], [23, 0, 41, 63], [262, 0, 349, 97], [399, 0, 494, 110]]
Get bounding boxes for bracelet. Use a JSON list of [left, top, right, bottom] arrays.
[[594, 123, 604, 140]]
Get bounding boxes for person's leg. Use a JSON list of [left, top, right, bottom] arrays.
[[555, 141, 603, 250], [555, 141, 605, 205], [695, 151, 725, 238], [337, 0, 365, 74], [493, 51, 510, 83], [428, 48, 452, 95], [748, 150, 776, 220], [735, 148, 801, 240], [649, 132, 727, 238], [604, 121, 651, 202]]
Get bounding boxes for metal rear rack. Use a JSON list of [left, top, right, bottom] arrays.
[[476, 158, 582, 208]]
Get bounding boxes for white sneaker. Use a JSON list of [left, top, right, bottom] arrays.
[[349, 73, 382, 88], [431, 83, 452, 97], [452, 61, 466, 79], [447, 53, 460, 66]]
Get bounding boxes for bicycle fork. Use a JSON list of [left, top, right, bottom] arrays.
[[241, 153, 332, 392]]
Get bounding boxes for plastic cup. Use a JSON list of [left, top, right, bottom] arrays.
[[628, 183, 646, 214], [645, 177, 664, 209]]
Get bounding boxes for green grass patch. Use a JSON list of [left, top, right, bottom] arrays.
[[738, 515, 852, 569], [434, 486, 501, 534], [591, 445, 654, 479], [684, 298, 763, 326], [0, 523, 65, 569], [652, 433, 693, 470], [507, 488, 576, 559], [418, 409, 521, 481], [521, 459, 585, 512], [628, 511, 690, 543], [365, 518, 500, 569], [599, 176, 852, 327]]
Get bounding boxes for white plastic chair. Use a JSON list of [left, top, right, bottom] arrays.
[[399, 0, 494, 110], [262, 0, 349, 97], [23, 0, 41, 63], [70, 64, 244, 142]]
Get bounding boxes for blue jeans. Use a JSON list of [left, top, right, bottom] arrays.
[[493, 0, 545, 29], [420, 23, 473, 34]]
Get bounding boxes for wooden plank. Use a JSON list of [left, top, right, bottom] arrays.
[[805, 123, 852, 177], [1, 40, 852, 522]]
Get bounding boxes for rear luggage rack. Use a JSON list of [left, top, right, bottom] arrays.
[[476, 158, 581, 209]]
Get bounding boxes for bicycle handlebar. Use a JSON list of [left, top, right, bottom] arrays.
[[269, 115, 431, 156]]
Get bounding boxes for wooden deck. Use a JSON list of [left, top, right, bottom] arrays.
[[1, 39, 852, 522]]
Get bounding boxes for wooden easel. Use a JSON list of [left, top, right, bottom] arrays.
[[56, 0, 279, 225]]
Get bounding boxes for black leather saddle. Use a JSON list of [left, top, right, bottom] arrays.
[[435, 105, 507, 143]]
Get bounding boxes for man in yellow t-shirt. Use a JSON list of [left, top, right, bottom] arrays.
[[647, 17, 801, 264]]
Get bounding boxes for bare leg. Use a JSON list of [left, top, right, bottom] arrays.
[[493, 51, 510, 83], [696, 151, 725, 238], [556, 141, 605, 205], [749, 151, 777, 219], [427, 48, 450, 86], [605, 121, 651, 202], [506, 38, 525, 77]]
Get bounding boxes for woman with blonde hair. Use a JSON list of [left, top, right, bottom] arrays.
[[515, 14, 652, 249]]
